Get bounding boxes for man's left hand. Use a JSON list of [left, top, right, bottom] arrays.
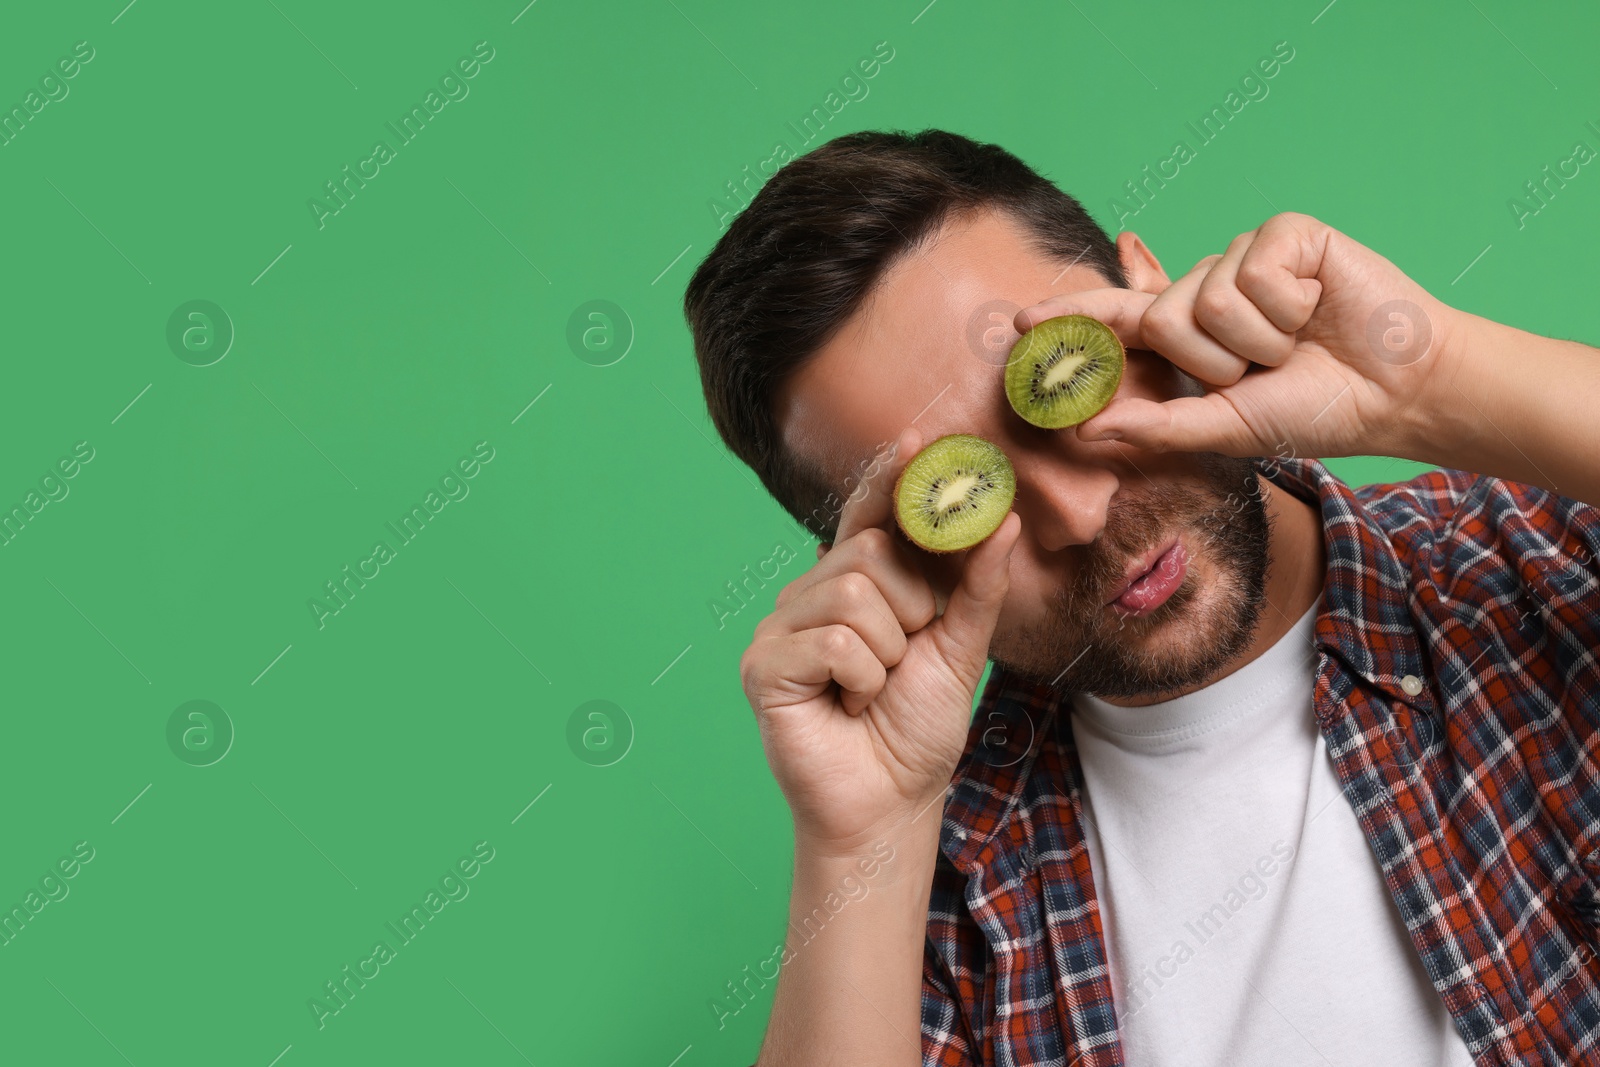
[[1016, 212, 1465, 467]]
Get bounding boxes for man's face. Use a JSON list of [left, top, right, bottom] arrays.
[[775, 207, 1270, 699]]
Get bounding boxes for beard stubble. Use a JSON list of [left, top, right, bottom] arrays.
[[989, 454, 1274, 700]]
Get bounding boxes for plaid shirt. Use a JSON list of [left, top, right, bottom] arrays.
[[923, 458, 1600, 1066]]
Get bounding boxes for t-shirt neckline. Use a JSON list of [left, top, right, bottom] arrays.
[[1071, 598, 1321, 748]]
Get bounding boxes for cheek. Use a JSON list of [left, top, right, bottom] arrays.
[[998, 552, 1052, 622], [987, 559, 1066, 662]]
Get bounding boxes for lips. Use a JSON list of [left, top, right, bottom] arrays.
[[1107, 537, 1184, 604]]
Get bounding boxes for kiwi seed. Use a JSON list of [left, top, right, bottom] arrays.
[[1004, 314, 1125, 429], [893, 434, 1016, 554]]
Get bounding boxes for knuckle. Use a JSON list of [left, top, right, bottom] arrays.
[[821, 623, 857, 659], [1194, 286, 1237, 325], [850, 524, 892, 559], [1141, 302, 1184, 346], [1235, 257, 1273, 291], [836, 570, 878, 612]]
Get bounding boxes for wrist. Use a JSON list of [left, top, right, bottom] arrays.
[[1395, 301, 1483, 467], [1400, 305, 1593, 496], [790, 817, 941, 926], [793, 793, 946, 869]]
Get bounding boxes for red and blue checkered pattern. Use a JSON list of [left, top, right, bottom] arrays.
[[923, 459, 1600, 1066]]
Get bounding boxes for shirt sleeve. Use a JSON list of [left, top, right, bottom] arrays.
[[1360, 469, 1600, 729], [1493, 478, 1600, 728]]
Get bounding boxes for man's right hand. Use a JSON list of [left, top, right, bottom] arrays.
[[739, 424, 1022, 856]]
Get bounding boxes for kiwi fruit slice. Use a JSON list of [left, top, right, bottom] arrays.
[[1004, 314, 1125, 428], [893, 434, 1016, 553]]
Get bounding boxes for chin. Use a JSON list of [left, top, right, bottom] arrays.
[[993, 546, 1267, 699]]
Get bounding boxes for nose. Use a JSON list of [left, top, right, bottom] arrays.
[[1012, 449, 1120, 553]]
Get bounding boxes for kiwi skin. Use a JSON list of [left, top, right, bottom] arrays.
[[1005, 314, 1125, 429], [893, 433, 1016, 554]]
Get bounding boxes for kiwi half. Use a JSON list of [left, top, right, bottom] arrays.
[[1004, 314, 1125, 429], [893, 434, 1016, 553]]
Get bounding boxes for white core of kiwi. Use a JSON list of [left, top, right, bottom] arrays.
[[893, 434, 1016, 554], [1005, 315, 1125, 429]]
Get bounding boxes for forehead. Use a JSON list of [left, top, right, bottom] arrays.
[[775, 207, 1109, 481]]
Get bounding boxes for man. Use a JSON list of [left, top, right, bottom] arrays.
[[681, 129, 1600, 1065]]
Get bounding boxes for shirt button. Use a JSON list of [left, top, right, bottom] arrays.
[[1400, 674, 1424, 696]]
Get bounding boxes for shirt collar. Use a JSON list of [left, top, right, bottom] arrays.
[[939, 457, 1433, 871]]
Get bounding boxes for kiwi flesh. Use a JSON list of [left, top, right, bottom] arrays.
[[893, 434, 1016, 553], [1004, 314, 1125, 429]]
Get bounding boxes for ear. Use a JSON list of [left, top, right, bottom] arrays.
[[1116, 231, 1172, 295]]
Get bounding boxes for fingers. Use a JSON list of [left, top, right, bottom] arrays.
[[1193, 231, 1296, 368], [832, 424, 921, 549], [745, 624, 887, 717], [1019, 215, 1332, 389], [1014, 287, 1157, 352], [1233, 213, 1328, 333], [763, 571, 911, 671], [1077, 394, 1256, 455], [927, 510, 1021, 686], [778, 525, 939, 635], [1139, 256, 1252, 385], [783, 421, 940, 635], [762, 506, 1020, 712]]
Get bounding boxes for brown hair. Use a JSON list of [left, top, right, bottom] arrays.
[[682, 128, 1127, 542]]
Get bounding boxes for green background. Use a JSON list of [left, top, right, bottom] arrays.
[[0, 0, 1594, 1063]]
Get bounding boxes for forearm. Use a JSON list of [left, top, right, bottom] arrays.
[[1414, 311, 1600, 508], [757, 812, 943, 1067]]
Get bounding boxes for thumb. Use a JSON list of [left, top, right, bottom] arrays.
[[931, 510, 1020, 684], [1076, 395, 1254, 455]]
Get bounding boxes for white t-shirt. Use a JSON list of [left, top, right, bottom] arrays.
[[1070, 600, 1475, 1066]]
